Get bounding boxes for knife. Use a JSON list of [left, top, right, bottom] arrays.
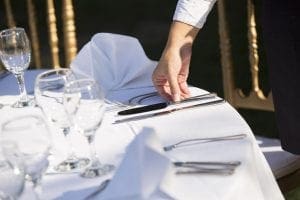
[[118, 93, 216, 115], [114, 98, 225, 124], [173, 161, 241, 168]]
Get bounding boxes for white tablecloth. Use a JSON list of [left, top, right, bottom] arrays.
[[0, 71, 283, 200]]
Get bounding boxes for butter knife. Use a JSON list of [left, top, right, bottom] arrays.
[[114, 99, 225, 124], [118, 93, 216, 115]]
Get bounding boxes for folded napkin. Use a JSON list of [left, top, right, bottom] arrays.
[[95, 127, 177, 200], [70, 33, 157, 95]]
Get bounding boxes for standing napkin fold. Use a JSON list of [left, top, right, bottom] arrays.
[[95, 127, 177, 200], [70, 33, 157, 95]]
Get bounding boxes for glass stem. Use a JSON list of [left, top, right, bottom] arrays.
[[15, 72, 28, 102], [32, 178, 42, 200], [87, 133, 100, 166], [62, 127, 76, 160]]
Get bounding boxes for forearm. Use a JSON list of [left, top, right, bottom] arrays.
[[165, 21, 199, 51], [173, 0, 217, 29]]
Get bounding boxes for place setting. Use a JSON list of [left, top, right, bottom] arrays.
[[0, 29, 283, 200]]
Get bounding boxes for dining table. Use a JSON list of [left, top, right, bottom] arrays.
[[0, 69, 284, 200]]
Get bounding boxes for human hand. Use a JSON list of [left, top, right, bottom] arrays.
[[152, 21, 199, 102], [152, 44, 192, 102]]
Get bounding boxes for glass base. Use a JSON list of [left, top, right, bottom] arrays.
[[81, 162, 115, 178], [54, 157, 90, 172], [12, 97, 35, 108]]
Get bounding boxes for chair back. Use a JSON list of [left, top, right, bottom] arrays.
[[217, 0, 274, 111], [0, 0, 77, 69]]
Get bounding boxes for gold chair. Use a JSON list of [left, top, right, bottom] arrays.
[[217, 0, 300, 193], [0, 0, 77, 69]]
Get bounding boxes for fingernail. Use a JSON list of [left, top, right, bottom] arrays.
[[174, 94, 180, 102]]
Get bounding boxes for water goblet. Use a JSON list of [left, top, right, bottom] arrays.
[[0, 143, 25, 200], [64, 78, 115, 178], [0, 27, 34, 107], [0, 115, 51, 199], [34, 68, 89, 172]]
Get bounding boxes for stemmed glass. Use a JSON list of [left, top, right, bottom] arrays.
[[0, 115, 51, 199], [34, 68, 89, 172], [64, 79, 115, 178], [0, 27, 34, 107], [0, 143, 25, 200]]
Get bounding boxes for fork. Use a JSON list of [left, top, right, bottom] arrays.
[[163, 133, 247, 151]]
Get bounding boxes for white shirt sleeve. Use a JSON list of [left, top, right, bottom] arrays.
[[173, 0, 217, 29]]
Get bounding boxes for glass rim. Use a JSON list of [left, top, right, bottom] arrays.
[[65, 78, 97, 91], [0, 27, 25, 37], [65, 78, 99, 93], [36, 68, 71, 82]]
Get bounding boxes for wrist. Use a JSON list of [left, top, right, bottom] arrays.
[[166, 21, 199, 49]]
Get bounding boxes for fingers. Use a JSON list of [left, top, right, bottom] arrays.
[[153, 77, 190, 102], [154, 83, 173, 101], [152, 67, 190, 102], [152, 70, 173, 101], [167, 72, 181, 102], [179, 81, 191, 99]]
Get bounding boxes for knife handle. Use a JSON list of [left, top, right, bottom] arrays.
[[118, 102, 167, 115]]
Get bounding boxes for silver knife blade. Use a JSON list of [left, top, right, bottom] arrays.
[[114, 99, 225, 124], [117, 93, 216, 115], [173, 161, 241, 167]]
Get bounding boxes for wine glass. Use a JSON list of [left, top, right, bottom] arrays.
[[0, 142, 25, 200], [0, 27, 34, 107], [64, 78, 115, 178], [34, 68, 89, 172], [0, 115, 51, 199]]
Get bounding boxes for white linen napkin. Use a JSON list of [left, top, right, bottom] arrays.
[[95, 127, 177, 200], [70, 33, 157, 95]]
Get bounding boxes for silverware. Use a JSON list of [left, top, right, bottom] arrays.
[[173, 161, 241, 168], [176, 168, 235, 175], [114, 99, 225, 124], [173, 160, 240, 175], [84, 179, 110, 200], [118, 93, 216, 115], [164, 133, 247, 151]]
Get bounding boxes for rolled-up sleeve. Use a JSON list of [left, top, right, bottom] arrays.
[[173, 0, 217, 29]]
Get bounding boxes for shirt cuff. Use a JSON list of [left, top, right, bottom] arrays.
[[173, 0, 217, 29]]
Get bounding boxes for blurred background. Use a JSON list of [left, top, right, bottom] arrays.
[[0, 0, 277, 139]]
